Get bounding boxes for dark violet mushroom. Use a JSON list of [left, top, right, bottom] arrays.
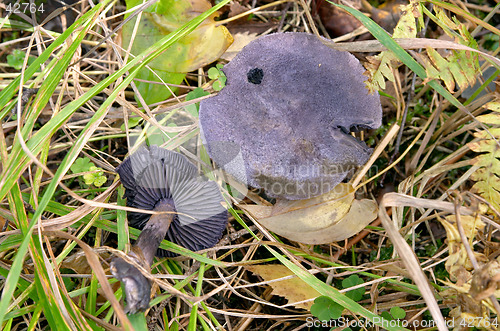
[[111, 145, 227, 313], [199, 32, 382, 200]]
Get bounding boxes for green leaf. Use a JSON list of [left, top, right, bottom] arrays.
[[213, 80, 224, 91], [6, 49, 38, 71], [186, 87, 210, 101], [127, 312, 148, 330], [185, 87, 210, 115], [93, 175, 107, 188], [342, 275, 365, 302], [120, 116, 143, 131], [381, 311, 394, 321], [70, 157, 93, 174], [83, 173, 95, 186], [82, 166, 107, 187], [122, 0, 233, 106], [310, 296, 343, 321], [218, 74, 227, 84], [207, 67, 220, 79], [7, 49, 24, 70], [390, 306, 406, 319]]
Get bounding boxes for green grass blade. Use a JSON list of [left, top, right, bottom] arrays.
[[0, 0, 232, 326], [231, 209, 406, 330], [0, 2, 110, 114], [0, 2, 114, 323]]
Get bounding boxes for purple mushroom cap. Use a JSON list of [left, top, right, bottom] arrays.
[[199, 32, 382, 200]]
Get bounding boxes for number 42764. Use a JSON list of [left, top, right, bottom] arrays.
[[460, 317, 498, 328], [6, 3, 45, 14]]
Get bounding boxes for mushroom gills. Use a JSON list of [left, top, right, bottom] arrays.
[[337, 124, 373, 134], [111, 145, 228, 313]]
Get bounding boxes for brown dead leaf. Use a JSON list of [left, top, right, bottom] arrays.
[[438, 215, 487, 284], [370, 0, 407, 34], [317, 2, 362, 37], [62, 250, 111, 275], [221, 31, 259, 61], [241, 184, 378, 244], [0, 216, 6, 230], [246, 264, 320, 309], [470, 260, 500, 302]]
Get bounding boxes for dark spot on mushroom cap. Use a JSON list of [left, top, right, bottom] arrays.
[[247, 67, 264, 84], [116, 145, 228, 257], [199, 32, 383, 200]]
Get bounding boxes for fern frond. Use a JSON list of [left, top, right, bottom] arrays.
[[468, 101, 500, 212], [364, 1, 420, 92], [418, 7, 480, 93]]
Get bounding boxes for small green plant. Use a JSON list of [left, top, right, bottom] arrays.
[[7, 49, 37, 70], [310, 296, 343, 321], [84, 166, 107, 187], [311, 275, 366, 322], [120, 116, 142, 131], [370, 246, 393, 261], [70, 157, 107, 187], [381, 306, 406, 321], [70, 157, 94, 174], [185, 87, 210, 115], [342, 275, 365, 301], [207, 63, 226, 91]]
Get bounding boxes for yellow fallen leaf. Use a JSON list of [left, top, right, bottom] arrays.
[[240, 184, 378, 244], [258, 199, 377, 244], [221, 31, 259, 61], [239, 204, 273, 219], [438, 215, 487, 283], [246, 264, 320, 310]]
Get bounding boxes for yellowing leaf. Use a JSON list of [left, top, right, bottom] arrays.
[[392, 3, 418, 39], [241, 184, 378, 244], [473, 128, 500, 139], [468, 139, 500, 154], [239, 204, 273, 219], [123, 0, 233, 105], [423, 47, 479, 92], [476, 114, 500, 125], [484, 101, 500, 113], [221, 31, 259, 61], [469, 260, 500, 301], [468, 98, 500, 212], [364, 54, 397, 91], [246, 264, 320, 309], [417, 7, 479, 93], [425, 47, 456, 91], [364, 2, 419, 92], [438, 215, 486, 283]]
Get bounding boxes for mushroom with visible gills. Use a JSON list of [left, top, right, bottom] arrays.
[[111, 145, 228, 313], [199, 32, 383, 200]]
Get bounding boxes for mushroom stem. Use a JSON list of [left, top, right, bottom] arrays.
[[134, 201, 175, 265], [110, 200, 176, 313]]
